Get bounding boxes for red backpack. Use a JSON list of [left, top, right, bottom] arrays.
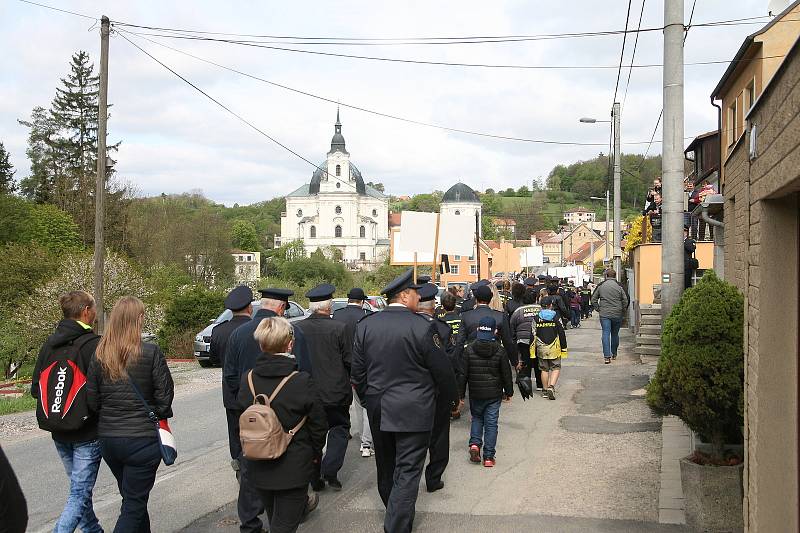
[[35, 333, 98, 432]]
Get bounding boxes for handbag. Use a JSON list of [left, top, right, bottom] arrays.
[[128, 377, 177, 466]]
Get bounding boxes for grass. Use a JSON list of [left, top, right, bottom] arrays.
[[0, 389, 36, 415]]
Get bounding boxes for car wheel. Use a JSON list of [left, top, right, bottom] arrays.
[[198, 359, 213, 368]]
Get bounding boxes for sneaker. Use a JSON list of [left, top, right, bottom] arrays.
[[301, 493, 319, 522], [483, 458, 496, 468], [469, 445, 481, 463], [604, 358, 611, 364], [361, 447, 373, 458], [547, 386, 556, 400], [536, 387, 543, 392], [310, 478, 326, 492], [541, 389, 549, 398], [612, 354, 617, 360], [323, 476, 343, 491]]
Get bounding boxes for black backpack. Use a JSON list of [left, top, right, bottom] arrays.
[[35, 333, 98, 432]]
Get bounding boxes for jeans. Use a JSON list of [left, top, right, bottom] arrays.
[[469, 398, 501, 459], [99, 437, 161, 533], [53, 439, 103, 533], [570, 308, 581, 328], [600, 316, 623, 358]]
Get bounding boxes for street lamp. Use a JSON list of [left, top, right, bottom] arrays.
[[579, 117, 611, 124]]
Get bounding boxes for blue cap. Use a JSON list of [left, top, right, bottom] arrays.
[[524, 277, 537, 286], [417, 283, 438, 302], [224, 285, 253, 311], [473, 284, 493, 302], [257, 288, 294, 302], [476, 316, 496, 341], [381, 268, 423, 298], [306, 283, 336, 302], [416, 275, 432, 284], [347, 287, 367, 300]]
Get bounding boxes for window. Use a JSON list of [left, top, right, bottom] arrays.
[[454, 255, 461, 261], [454, 210, 460, 215], [335, 164, 341, 176], [247, 255, 252, 261], [335, 225, 342, 238], [450, 265, 459, 274], [310, 225, 316, 238], [238, 266, 244, 274], [470, 265, 477, 275], [359, 252, 366, 261], [359, 225, 366, 238], [336, 182, 341, 189], [335, 205, 342, 214], [468, 254, 474, 261], [728, 99, 738, 147], [296, 209, 302, 217], [372, 209, 377, 217], [745, 79, 756, 111]]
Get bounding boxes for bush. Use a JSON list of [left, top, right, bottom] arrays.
[[158, 287, 224, 355], [646, 271, 744, 461]]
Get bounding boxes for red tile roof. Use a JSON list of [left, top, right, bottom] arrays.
[[388, 212, 402, 227]]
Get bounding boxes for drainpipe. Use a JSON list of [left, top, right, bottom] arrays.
[[701, 205, 724, 228], [711, 95, 723, 181]]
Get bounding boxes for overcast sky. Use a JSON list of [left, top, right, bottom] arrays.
[[0, 0, 782, 205]]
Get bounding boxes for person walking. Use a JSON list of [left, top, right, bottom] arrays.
[[213, 285, 254, 477], [569, 290, 582, 328], [454, 284, 519, 370], [533, 297, 568, 400], [87, 296, 174, 533], [30, 290, 103, 533], [579, 283, 592, 319], [351, 269, 457, 533], [0, 444, 28, 533], [684, 226, 698, 290], [295, 284, 352, 491], [237, 317, 327, 533], [510, 290, 543, 391], [504, 282, 525, 320], [332, 287, 374, 458], [590, 269, 630, 364], [458, 317, 513, 467], [223, 288, 312, 533]]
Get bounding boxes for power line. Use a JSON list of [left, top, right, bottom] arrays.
[[612, 0, 634, 105], [621, 0, 647, 110], [17, 0, 96, 20]]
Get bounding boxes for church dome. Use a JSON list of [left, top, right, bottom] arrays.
[[309, 161, 366, 195], [442, 182, 480, 203]]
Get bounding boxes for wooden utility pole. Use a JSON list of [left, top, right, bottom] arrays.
[[475, 212, 481, 281], [431, 213, 441, 283], [93, 16, 110, 333]]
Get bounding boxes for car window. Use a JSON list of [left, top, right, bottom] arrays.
[[285, 302, 304, 318], [214, 309, 233, 324], [331, 300, 348, 313]]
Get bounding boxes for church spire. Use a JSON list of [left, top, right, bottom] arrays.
[[329, 107, 347, 154]]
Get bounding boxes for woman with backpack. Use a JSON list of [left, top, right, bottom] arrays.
[[237, 317, 327, 533], [87, 296, 174, 533]]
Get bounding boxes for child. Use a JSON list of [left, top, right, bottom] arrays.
[[458, 317, 514, 467], [533, 296, 568, 400]]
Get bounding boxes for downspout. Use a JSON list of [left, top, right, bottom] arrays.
[[701, 206, 724, 227]]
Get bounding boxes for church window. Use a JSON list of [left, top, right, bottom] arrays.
[[455, 210, 461, 215], [335, 205, 342, 214], [335, 225, 342, 238], [336, 182, 341, 188], [336, 164, 341, 177], [359, 226, 366, 238], [310, 226, 316, 238], [372, 209, 378, 217], [296, 209, 302, 217], [360, 252, 366, 261]]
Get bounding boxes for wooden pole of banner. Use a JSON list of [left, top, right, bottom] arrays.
[[413, 252, 418, 284], [432, 213, 441, 283]]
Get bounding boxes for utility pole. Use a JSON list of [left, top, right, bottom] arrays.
[[93, 16, 110, 333], [475, 211, 481, 281], [605, 190, 610, 261], [661, 0, 685, 319], [612, 102, 622, 280]]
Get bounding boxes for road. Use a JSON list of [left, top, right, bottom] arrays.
[[4, 320, 689, 532]]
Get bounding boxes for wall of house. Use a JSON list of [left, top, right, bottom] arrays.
[[722, 43, 800, 531], [632, 242, 714, 305], [489, 241, 521, 275]]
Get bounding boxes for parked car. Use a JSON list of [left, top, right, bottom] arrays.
[[330, 298, 377, 314], [367, 295, 387, 310], [193, 300, 307, 367]]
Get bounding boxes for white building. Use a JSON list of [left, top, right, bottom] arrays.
[[279, 111, 389, 267], [564, 207, 596, 224], [232, 250, 261, 282], [440, 182, 482, 237]]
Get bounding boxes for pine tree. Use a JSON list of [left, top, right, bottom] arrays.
[[0, 142, 15, 194], [18, 106, 61, 204]]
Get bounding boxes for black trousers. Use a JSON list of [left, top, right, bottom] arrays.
[[425, 396, 451, 488], [366, 395, 429, 533], [99, 437, 161, 533], [518, 343, 543, 390], [226, 408, 242, 461], [238, 458, 266, 533], [255, 485, 307, 533], [320, 405, 351, 479]]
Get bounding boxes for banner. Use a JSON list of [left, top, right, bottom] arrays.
[[437, 212, 475, 256]]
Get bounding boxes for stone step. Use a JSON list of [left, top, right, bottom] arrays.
[[641, 316, 662, 325], [635, 345, 662, 356], [640, 303, 662, 309], [636, 334, 662, 346], [638, 325, 662, 336], [640, 307, 663, 316]]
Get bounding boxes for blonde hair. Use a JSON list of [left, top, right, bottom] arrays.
[[253, 317, 293, 354], [489, 284, 504, 312], [96, 296, 145, 382]]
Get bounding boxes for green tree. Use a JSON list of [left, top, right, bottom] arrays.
[[158, 286, 224, 356], [480, 192, 503, 216], [18, 106, 60, 204], [516, 185, 530, 197], [366, 181, 385, 192], [231, 219, 261, 251], [22, 203, 82, 252], [0, 142, 15, 194], [0, 243, 58, 308], [407, 193, 441, 212]]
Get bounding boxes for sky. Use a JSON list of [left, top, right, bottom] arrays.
[[0, 0, 787, 205]]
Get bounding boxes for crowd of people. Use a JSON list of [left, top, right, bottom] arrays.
[[5, 266, 632, 533], [642, 175, 718, 245]]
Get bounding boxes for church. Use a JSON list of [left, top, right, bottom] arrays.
[[279, 111, 390, 267]]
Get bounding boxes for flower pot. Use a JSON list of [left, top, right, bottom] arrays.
[[679, 457, 743, 532]]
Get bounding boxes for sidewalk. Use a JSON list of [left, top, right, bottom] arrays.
[[186, 316, 688, 532]]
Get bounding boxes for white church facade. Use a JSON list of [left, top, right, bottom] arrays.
[[279, 112, 389, 267]]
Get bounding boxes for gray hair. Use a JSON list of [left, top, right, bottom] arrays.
[[417, 300, 435, 311], [309, 299, 332, 314]]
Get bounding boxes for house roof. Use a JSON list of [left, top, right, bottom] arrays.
[[388, 212, 402, 227], [684, 130, 720, 155], [442, 182, 480, 204], [565, 206, 592, 213], [533, 230, 557, 242], [564, 242, 593, 262], [492, 217, 517, 226], [711, 0, 800, 98]]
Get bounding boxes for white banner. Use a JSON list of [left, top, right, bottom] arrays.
[[518, 246, 544, 267], [437, 212, 476, 256], [398, 211, 438, 255], [391, 230, 434, 263]]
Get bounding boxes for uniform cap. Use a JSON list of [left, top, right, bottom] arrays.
[[257, 288, 294, 302], [477, 316, 496, 341], [224, 285, 253, 311], [347, 287, 367, 300], [537, 274, 547, 280], [417, 283, 438, 302], [305, 283, 336, 302], [494, 280, 505, 288], [416, 275, 432, 284], [381, 268, 423, 298], [524, 277, 537, 286], [473, 284, 493, 302]]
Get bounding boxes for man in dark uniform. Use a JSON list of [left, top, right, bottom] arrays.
[[454, 284, 519, 369], [438, 291, 465, 420], [222, 287, 313, 533], [212, 285, 254, 476], [579, 282, 593, 318], [460, 279, 489, 314], [295, 284, 352, 491], [530, 274, 546, 303], [332, 287, 373, 344], [351, 269, 458, 533], [415, 283, 458, 493]]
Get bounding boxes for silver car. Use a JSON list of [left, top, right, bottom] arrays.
[[193, 300, 308, 367]]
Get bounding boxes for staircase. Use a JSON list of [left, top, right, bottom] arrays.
[[635, 304, 662, 358]]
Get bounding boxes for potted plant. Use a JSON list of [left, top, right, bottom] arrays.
[[646, 270, 744, 532]]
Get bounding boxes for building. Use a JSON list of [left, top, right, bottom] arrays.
[[279, 111, 389, 268], [564, 241, 607, 275], [716, 25, 800, 531], [538, 233, 564, 264], [231, 250, 261, 282], [492, 217, 517, 237], [439, 182, 482, 235], [564, 207, 596, 225]]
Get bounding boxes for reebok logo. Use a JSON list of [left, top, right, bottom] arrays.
[[50, 366, 68, 414]]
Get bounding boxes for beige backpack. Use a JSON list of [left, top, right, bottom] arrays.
[[239, 370, 307, 460]]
